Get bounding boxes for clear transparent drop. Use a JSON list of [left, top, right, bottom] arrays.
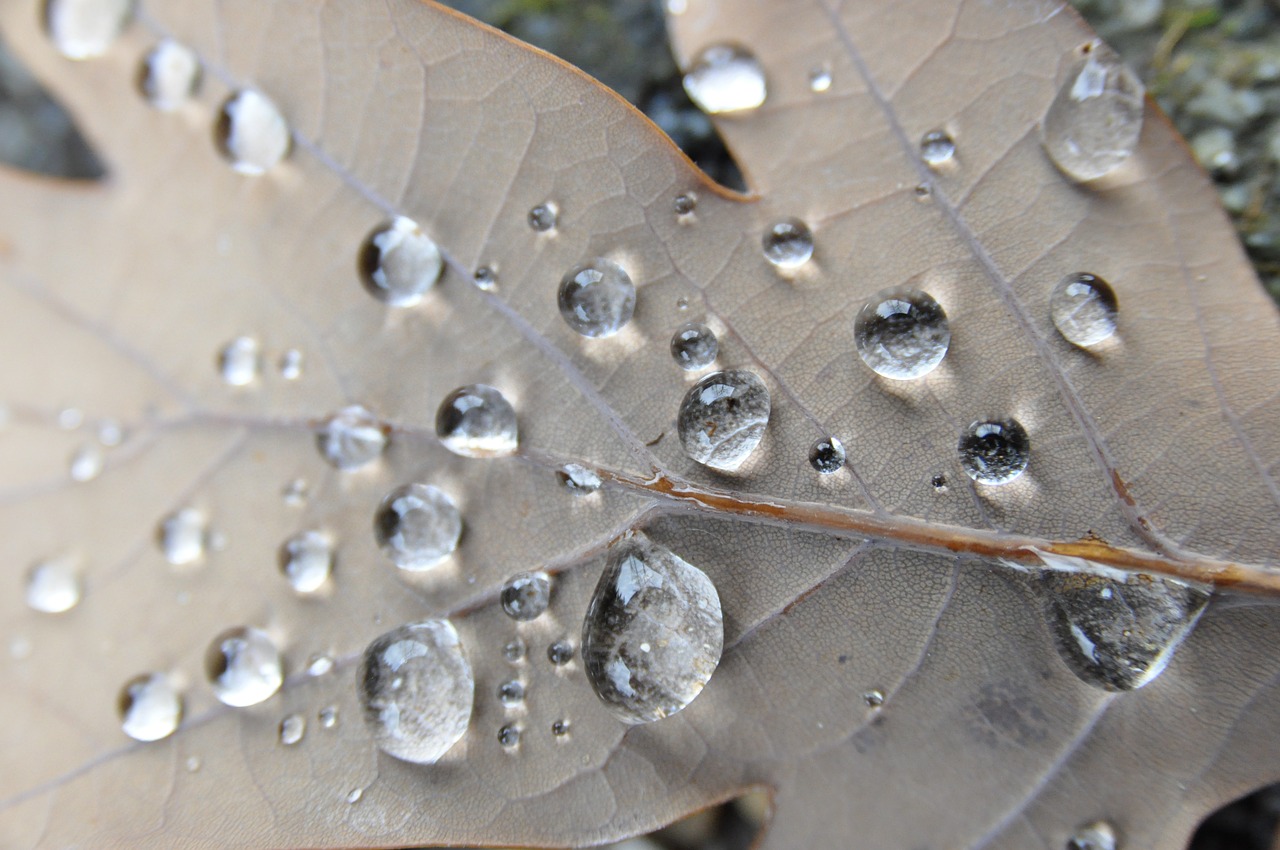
[[547, 640, 575, 666], [157, 508, 207, 565], [558, 258, 636, 338], [317, 405, 386, 470], [318, 706, 339, 728], [497, 724, 521, 748], [853, 288, 950, 380], [118, 673, 182, 742], [808, 436, 846, 474], [307, 654, 334, 677], [582, 533, 724, 724], [279, 713, 306, 746], [1042, 41, 1145, 181], [551, 718, 571, 737], [278, 530, 334, 594], [497, 679, 525, 706], [683, 43, 767, 115], [673, 192, 697, 216], [528, 202, 558, 233], [68, 444, 103, 482], [809, 65, 832, 93], [358, 217, 442, 306], [863, 689, 885, 708], [473, 266, 497, 291], [504, 639, 526, 663], [45, 0, 132, 59], [1067, 821, 1117, 850], [920, 129, 956, 166], [958, 418, 1030, 485], [557, 463, 602, 494], [139, 39, 199, 110], [677, 369, 771, 471], [670, 322, 718, 371], [501, 571, 551, 621], [215, 89, 290, 175], [278, 349, 303, 380], [435, 384, 519, 458], [1051, 272, 1118, 347], [282, 478, 310, 506], [206, 626, 283, 707], [217, 336, 261, 386], [373, 483, 462, 571], [357, 620, 474, 765], [762, 218, 814, 269], [25, 556, 81, 613]]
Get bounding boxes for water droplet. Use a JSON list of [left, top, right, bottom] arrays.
[[582, 533, 724, 724], [278, 349, 304, 380], [547, 639, 575, 666], [958, 418, 1030, 485], [501, 571, 552, 621], [139, 39, 200, 110], [677, 369, 771, 471], [45, 0, 132, 59], [279, 530, 334, 594], [503, 639, 526, 663], [931, 473, 948, 492], [1051, 272, 1118, 347], [69, 444, 103, 482], [920, 129, 956, 166], [318, 706, 339, 728], [217, 336, 261, 386], [473, 266, 497, 291], [551, 718, 571, 737], [346, 787, 363, 804], [307, 654, 334, 676], [1042, 41, 1144, 181], [118, 673, 183, 742], [528, 202, 558, 233], [673, 192, 697, 216], [853, 288, 950, 380], [157, 508, 208, 566], [557, 258, 637, 339], [435, 384, 519, 457], [762, 218, 814, 269], [205, 626, 283, 707], [683, 43, 767, 115], [282, 478, 309, 506], [215, 89, 291, 175], [358, 217, 442, 306], [279, 713, 306, 746], [317, 405, 386, 470], [497, 724, 521, 748], [357, 620, 474, 764], [557, 463, 602, 494], [25, 556, 81, 613], [809, 65, 832, 93], [863, 689, 885, 708], [808, 436, 845, 474], [373, 483, 462, 571], [670, 322, 718, 371], [497, 679, 525, 706], [1067, 821, 1117, 850]]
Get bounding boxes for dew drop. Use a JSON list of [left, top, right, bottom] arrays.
[[317, 405, 386, 470], [547, 639, 575, 666], [282, 478, 310, 506], [68, 444, 103, 482], [358, 217, 442, 306], [1067, 821, 1117, 850], [473, 266, 497, 291], [25, 556, 81, 614], [279, 713, 306, 746], [318, 706, 339, 729], [809, 65, 832, 93], [853, 288, 950, 380], [557, 463, 602, 494], [863, 689, 885, 708], [307, 654, 334, 677], [931, 473, 948, 492], [528, 202, 558, 233], [582, 533, 724, 724], [1050, 272, 1118, 347], [762, 218, 814, 269], [808, 436, 845, 474], [673, 192, 697, 216], [670, 322, 718, 371], [157, 508, 208, 566], [677, 369, 771, 472], [497, 679, 525, 706], [215, 89, 290, 175], [497, 724, 521, 748], [357, 620, 474, 765], [278, 530, 334, 594], [501, 571, 551, 621], [373, 483, 462, 571], [205, 626, 283, 707], [920, 130, 956, 166], [45, 0, 132, 59], [958, 418, 1030, 485], [503, 638, 526, 663], [435, 384, 519, 458], [217, 336, 261, 386], [551, 718, 571, 737], [278, 349, 303, 380], [1042, 41, 1145, 181], [683, 43, 767, 115], [557, 258, 637, 339], [118, 673, 183, 742], [346, 787, 363, 804], [139, 39, 200, 110]]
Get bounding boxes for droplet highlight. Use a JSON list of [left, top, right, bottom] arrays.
[[677, 369, 771, 471], [497, 679, 525, 706], [547, 640, 575, 666], [119, 673, 182, 742], [808, 436, 846, 474], [920, 130, 956, 166], [557, 463, 602, 494], [317, 405, 386, 470], [501, 571, 551, 621], [558, 258, 636, 339], [139, 39, 199, 110], [215, 89, 290, 175], [25, 556, 81, 613], [45, 0, 132, 59], [1067, 821, 1117, 850], [157, 508, 207, 566], [673, 193, 697, 216], [497, 724, 521, 748], [435, 384, 518, 457], [217, 336, 261, 386], [853, 288, 950, 380], [278, 530, 334, 593], [373, 483, 462, 571], [279, 713, 306, 746], [683, 43, 767, 115], [205, 626, 283, 707], [1042, 41, 1145, 181], [358, 217, 442, 306], [958, 418, 1030, 485], [808, 65, 832, 93], [1051, 272, 1118, 347], [762, 219, 814, 269], [528, 202, 558, 233], [68, 444, 103, 482], [670, 322, 718, 371]]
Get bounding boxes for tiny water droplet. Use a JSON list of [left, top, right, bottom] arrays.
[[497, 679, 525, 705], [497, 724, 521, 748], [504, 638, 526, 663], [346, 787, 363, 804], [357, 620, 474, 764], [914, 183, 931, 199], [317, 405, 386, 470], [558, 258, 637, 338], [931, 473, 948, 492], [279, 713, 306, 746], [69, 444, 104, 482], [139, 39, 200, 110], [185, 755, 201, 772], [557, 463, 602, 494], [528, 202, 558, 233], [920, 130, 956, 166], [863, 689, 885, 708], [205, 626, 283, 707], [551, 718, 571, 737], [473, 266, 497, 291], [808, 436, 845, 474], [808, 65, 832, 93], [958, 418, 1030, 485], [45, 0, 132, 59], [1042, 41, 1144, 181], [217, 336, 261, 386], [278, 349, 304, 380], [358, 217, 442, 306], [547, 640, 575, 666], [854, 288, 950, 380], [673, 192, 697, 216], [307, 654, 334, 676], [157, 508, 207, 566], [501, 571, 552, 621], [677, 369, 771, 471], [683, 43, 767, 115], [118, 673, 183, 742], [435, 384, 519, 457], [373, 483, 462, 571], [1051, 273, 1118, 347], [279, 530, 334, 593], [216, 89, 290, 175], [25, 556, 81, 613], [670, 322, 718, 371], [762, 218, 814, 269], [1067, 821, 1117, 850], [319, 706, 339, 728], [282, 478, 309, 506]]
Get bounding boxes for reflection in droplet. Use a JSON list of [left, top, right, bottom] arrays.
[[45, 0, 132, 59], [319, 706, 339, 729], [307, 654, 334, 677], [501, 571, 552, 621], [1067, 821, 1117, 850], [215, 89, 291, 175], [958, 418, 1030, 485], [920, 130, 956, 166], [498, 724, 521, 748], [808, 436, 846, 474], [282, 478, 309, 506], [68, 444, 103, 482], [1042, 41, 1145, 181], [809, 65, 832, 93], [436, 384, 519, 458], [497, 679, 525, 706], [677, 369, 771, 471], [25, 556, 81, 613], [582, 533, 723, 724], [551, 718, 571, 737], [853, 288, 950, 380], [683, 43, 767, 115], [157, 508, 207, 565], [358, 217, 442, 306], [317, 405, 386, 470], [357, 620, 474, 764], [528, 202, 558, 233], [673, 193, 697, 216], [119, 673, 183, 742], [373, 483, 462, 571], [206, 626, 283, 707], [557, 463, 602, 494], [1051, 273, 1118, 347], [279, 530, 334, 593], [473, 266, 497, 291], [863, 689, 885, 708], [547, 640, 574, 666], [504, 639, 526, 663], [218, 336, 261, 386], [670, 322, 718, 371], [762, 219, 814, 269], [139, 39, 200, 110], [278, 349, 304, 380], [279, 713, 306, 746], [558, 258, 636, 338]]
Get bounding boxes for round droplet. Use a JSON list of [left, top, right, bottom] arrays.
[[762, 218, 814, 269], [547, 640, 574, 665], [677, 369, 771, 472], [157, 508, 207, 566], [218, 336, 261, 386], [358, 217, 442, 306], [138, 39, 200, 110], [278, 349, 303, 380], [68, 444, 103, 482], [307, 654, 334, 677], [683, 43, 767, 115], [809, 65, 832, 93], [373, 483, 462, 571], [118, 673, 182, 742], [1067, 820, 1117, 850], [501, 571, 551, 621], [497, 679, 525, 706], [279, 713, 306, 746], [473, 266, 497, 291], [1042, 41, 1145, 181], [920, 130, 956, 166], [317, 405, 386, 470], [282, 478, 310, 506], [670, 322, 718, 371], [808, 436, 845, 474], [435, 384, 519, 458], [25, 556, 81, 613], [853, 288, 950, 380], [528, 202, 558, 233], [673, 193, 697, 216], [931, 473, 948, 492], [357, 620, 474, 765], [215, 89, 290, 175], [503, 639, 526, 663], [1050, 272, 1118, 347], [863, 689, 885, 708], [278, 530, 334, 593], [497, 724, 521, 748], [958, 418, 1031, 485], [318, 706, 339, 728], [557, 463, 602, 494], [551, 718, 571, 737], [45, 0, 132, 59], [206, 626, 283, 707], [557, 258, 636, 339]]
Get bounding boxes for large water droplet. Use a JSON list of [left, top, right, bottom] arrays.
[[528, 202, 558, 233], [435, 384, 518, 457], [670, 322, 718, 371], [853, 288, 950, 380], [215, 90, 290, 175], [279, 530, 334, 593], [761, 218, 814, 269], [1067, 821, 1117, 850], [582, 533, 724, 724], [157, 508, 207, 565], [677, 369, 771, 471], [558, 259, 636, 338], [373, 483, 462, 571], [557, 463, 602, 494], [45, 0, 132, 59], [206, 626, 283, 707], [958, 418, 1030, 485], [1042, 41, 1145, 181], [358, 217, 442, 306], [683, 43, 767, 115], [501, 571, 551, 621], [279, 713, 306, 746], [317, 405, 386, 470], [357, 620, 474, 765], [1051, 272, 1118, 347], [25, 555, 81, 613], [139, 40, 200, 111], [920, 130, 956, 166], [218, 336, 261, 386], [118, 673, 182, 742], [808, 436, 846, 474]]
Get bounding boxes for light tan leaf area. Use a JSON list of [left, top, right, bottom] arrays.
[[1, 0, 1279, 847]]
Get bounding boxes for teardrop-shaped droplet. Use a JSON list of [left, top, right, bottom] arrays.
[[25, 555, 81, 613], [501, 571, 551, 621], [528, 202, 558, 233], [157, 508, 207, 565], [139, 39, 200, 110], [683, 43, 767, 115], [357, 620, 474, 765], [278, 530, 333, 593], [45, 0, 132, 59], [557, 258, 636, 338], [317, 405, 386, 470], [435, 384, 519, 457], [373, 483, 462, 571], [358, 217, 442, 306], [808, 436, 846, 474], [762, 218, 814, 269], [1051, 272, 1118, 347], [853, 288, 950, 380], [279, 713, 306, 746], [557, 463, 602, 494], [677, 369, 771, 471], [1042, 41, 1145, 181], [670, 322, 718, 371], [958, 418, 1030, 485], [1067, 821, 1117, 850], [205, 626, 283, 707], [582, 533, 724, 724], [118, 673, 183, 742], [503, 638, 526, 663], [920, 130, 956, 166], [217, 336, 260, 386], [215, 89, 290, 175]]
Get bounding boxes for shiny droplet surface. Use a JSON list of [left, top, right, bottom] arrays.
[[319, 705, 339, 728], [1067, 821, 1117, 850], [863, 689, 885, 708], [139, 39, 199, 110], [206, 626, 283, 707], [1051, 272, 1118, 347], [118, 673, 182, 742], [497, 724, 521, 748], [551, 718, 571, 737], [25, 556, 81, 613], [673, 192, 697, 216], [317, 405, 386, 470], [157, 508, 207, 565], [497, 679, 525, 706], [762, 219, 814, 269], [501, 571, 551, 621], [958, 418, 1030, 485], [473, 266, 497, 291], [68, 444, 103, 482], [853, 288, 950, 380], [808, 65, 832, 93], [45, 0, 132, 59], [677, 369, 771, 471], [503, 639, 526, 663], [528, 202, 558, 232], [547, 640, 575, 666], [218, 336, 261, 386], [808, 436, 846, 474], [435, 384, 518, 457], [557, 463, 602, 494], [683, 43, 767, 115], [373, 483, 462, 571], [1042, 41, 1145, 181], [215, 89, 290, 175], [278, 530, 334, 594], [582, 533, 724, 724], [557, 258, 636, 338], [920, 130, 956, 166], [357, 620, 474, 765], [279, 713, 306, 746], [670, 322, 718, 371], [358, 217, 442, 306]]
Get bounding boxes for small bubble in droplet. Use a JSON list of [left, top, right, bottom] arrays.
[[528, 202, 558, 233], [215, 89, 291, 175], [317, 405, 386, 471], [68, 444, 104, 482], [762, 218, 814, 270], [307, 654, 334, 677], [157, 508, 208, 566], [318, 706, 339, 729], [473, 266, 497, 291], [547, 640, 575, 666], [436, 384, 519, 458], [278, 349, 303, 380], [673, 192, 697, 216], [853, 288, 950, 380], [557, 463, 602, 494], [45, 0, 132, 59], [920, 130, 956, 166], [497, 679, 525, 706], [670, 322, 718, 371], [677, 369, 771, 471], [218, 336, 261, 386], [1066, 821, 1117, 850], [958, 418, 1031, 485], [498, 724, 521, 748], [551, 719, 571, 737], [863, 689, 885, 708], [558, 258, 637, 339], [278, 530, 334, 594], [1050, 272, 1118, 347], [373, 483, 462, 571], [501, 571, 552, 621], [25, 556, 81, 613], [683, 43, 767, 115], [808, 436, 846, 474], [205, 626, 283, 707], [1042, 41, 1144, 182], [504, 639, 526, 663], [809, 65, 832, 93], [118, 673, 183, 742], [358, 217, 442, 307], [138, 39, 200, 110], [279, 713, 306, 746]]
